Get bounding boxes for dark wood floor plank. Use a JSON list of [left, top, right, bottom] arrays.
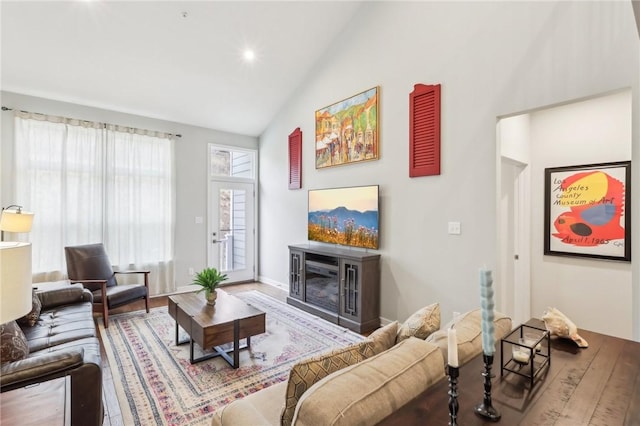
[[512, 334, 604, 425], [558, 337, 624, 424], [379, 324, 640, 426], [624, 370, 640, 426], [589, 339, 640, 426]]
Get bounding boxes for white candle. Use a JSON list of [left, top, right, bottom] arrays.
[[448, 327, 459, 367], [512, 348, 530, 364]]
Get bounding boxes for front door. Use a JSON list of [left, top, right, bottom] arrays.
[[208, 181, 255, 283]]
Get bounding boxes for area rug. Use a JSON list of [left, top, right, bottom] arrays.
[[99, 290, 364, 425]]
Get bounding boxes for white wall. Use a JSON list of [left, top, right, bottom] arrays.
[[258, 1, 640, 335], [500, 114, 531, 165], [530, 90, 633, 339], [0, 91, 258, 291]]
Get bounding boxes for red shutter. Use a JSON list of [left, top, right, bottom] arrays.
[[409, 84, 441, 177], [288, 127, 302, 189]]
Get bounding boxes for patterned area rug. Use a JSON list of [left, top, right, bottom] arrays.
[[99, 290, 363, 425]]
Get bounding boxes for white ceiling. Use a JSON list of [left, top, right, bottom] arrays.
[[1, 1, 364, 136]]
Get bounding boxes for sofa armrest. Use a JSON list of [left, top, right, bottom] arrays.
[[37, 286, 93, 309], [0, 348, 84, 391]]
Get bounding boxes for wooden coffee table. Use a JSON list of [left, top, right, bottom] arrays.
[[167, 290, 265, 368]]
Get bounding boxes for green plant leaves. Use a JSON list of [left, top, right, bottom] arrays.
[[192, 267, 228, 292]]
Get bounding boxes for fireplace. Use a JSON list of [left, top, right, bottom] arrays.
[[287, 244, 381, 333], [304, 253, 339, 313]]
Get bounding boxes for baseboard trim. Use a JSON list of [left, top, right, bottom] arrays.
[[257, 275, 287, 290]]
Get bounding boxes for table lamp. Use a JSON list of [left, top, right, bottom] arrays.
[[0, 241, 32, 324], [0, 205, 34, 241]]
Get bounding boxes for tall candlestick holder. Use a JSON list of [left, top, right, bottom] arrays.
[[474, 353, 501, 421], [447, 365, 459, 426]]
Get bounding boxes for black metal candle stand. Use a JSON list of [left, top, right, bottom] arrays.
[[500, 323, 551, 388], [447, 365, 459, 426], [474, 353, 501, 421]]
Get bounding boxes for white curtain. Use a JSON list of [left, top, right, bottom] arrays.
[[14, 112, 175, 295], [104, 125, 175, 295]]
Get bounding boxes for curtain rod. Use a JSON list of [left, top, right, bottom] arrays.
[[1, 106, 182, 138]]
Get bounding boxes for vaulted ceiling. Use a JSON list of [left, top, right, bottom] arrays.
[[1, 1, 364, 136]]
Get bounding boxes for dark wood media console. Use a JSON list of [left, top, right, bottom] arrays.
[[287, 244, 380, 334]]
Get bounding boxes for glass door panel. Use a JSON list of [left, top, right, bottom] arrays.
[[209, 181, 254, 282]]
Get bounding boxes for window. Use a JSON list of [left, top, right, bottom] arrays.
[[13, 113, 174, 294], [210, 147, 255, 179]]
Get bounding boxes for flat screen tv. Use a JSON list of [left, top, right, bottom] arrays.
[[308, 185, 379, 249]]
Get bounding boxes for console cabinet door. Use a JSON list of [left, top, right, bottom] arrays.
[[339, 260, 361, 322], [289, 249, 304, 300]]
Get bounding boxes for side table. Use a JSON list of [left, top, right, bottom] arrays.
[[0, 376, 70, 426]]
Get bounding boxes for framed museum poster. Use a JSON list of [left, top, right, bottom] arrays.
[[544, 161, 631, 261], [315, 86, 379, 169]]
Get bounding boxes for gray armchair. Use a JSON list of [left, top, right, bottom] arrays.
[[64, 243, 150, 327]]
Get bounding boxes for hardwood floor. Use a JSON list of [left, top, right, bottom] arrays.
[[98, 282, 287, 426]]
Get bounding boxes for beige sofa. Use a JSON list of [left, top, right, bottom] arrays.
[[211, 308, 511, 426]]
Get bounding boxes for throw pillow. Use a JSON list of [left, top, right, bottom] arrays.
[[396, 303, 441, 343], [281, 339, 376, 426], [18, 289, 42, 327], [0, 321, 29, 363], [426, 308, 512, 366], [367, 321, 399, 355]]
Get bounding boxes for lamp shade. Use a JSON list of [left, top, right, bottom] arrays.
[[0, 210, 34, 233], [0, 242, 32, 323]]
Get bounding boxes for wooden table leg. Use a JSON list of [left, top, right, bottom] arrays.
[[180, 318, 248, 367], [233, 319, 240, 368]]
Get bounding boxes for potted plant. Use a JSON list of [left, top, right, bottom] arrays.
[[193, 267, 228, 305]]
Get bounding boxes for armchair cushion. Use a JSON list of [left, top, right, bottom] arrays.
[[93, 284, 147, 306], [0, 321, 29, 363]]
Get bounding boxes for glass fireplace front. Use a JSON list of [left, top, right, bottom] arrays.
[[304, 254, 339, 314]]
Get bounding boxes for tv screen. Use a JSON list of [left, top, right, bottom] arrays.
[[308, 185, 379, 249]]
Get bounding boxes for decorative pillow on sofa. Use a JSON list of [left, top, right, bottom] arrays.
[[396, 303, 440, 343], [367, 321, 398, 355], [0, 321, 29, 363], [18, 289, 42, 327], [426, 308, 512, 366], [281, 339, 376, 426]]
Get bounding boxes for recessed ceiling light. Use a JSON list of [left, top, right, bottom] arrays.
[[243, 49, 256, 63]]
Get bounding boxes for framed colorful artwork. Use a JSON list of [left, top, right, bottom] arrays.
[[315, 86, 379, 169], [544, 161, 631, 261]]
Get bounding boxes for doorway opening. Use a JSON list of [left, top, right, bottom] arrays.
[[496, 89, 633, 339], [208, 145, 257, 283]]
